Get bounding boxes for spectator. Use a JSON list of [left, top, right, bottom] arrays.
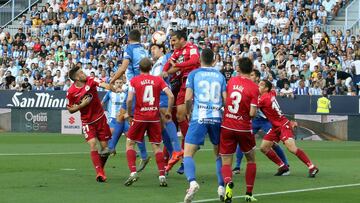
[[33, 80, 44, 91], [309, 82, 323, 95], [21, 77, 32, 91], [280, 82, 295, 98], [294, 80, 309, 95]]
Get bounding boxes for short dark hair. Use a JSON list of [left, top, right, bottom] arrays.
[[150, 43, 166, 54], [252, 69, 261, 78], [201, 48, 214, 66], [69, 66, 80, 81], [139, 57, 153, 73], [238, 57, 253, 74], [171, 28, 187, 40], [129, 29, 141, 42], [263, 79, 273, 92]]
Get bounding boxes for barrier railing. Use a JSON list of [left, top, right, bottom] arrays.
[[0, 0, 40, 28], [345, 0, 360, 30]]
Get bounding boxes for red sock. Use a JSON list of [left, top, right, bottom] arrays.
[[126, 149, 137, 173], [155, 152, 165, 176], [245, 163, 257, 194], [178, 120, 189, 138], [221, 164, 233, 184], [100, 156, 108, 168], [90, 151, 104, 174], [163, 147, 169, 165], [265, 149, 284, 167], [295, 148, 313, 168]]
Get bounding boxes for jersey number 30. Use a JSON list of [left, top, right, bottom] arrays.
[[143, 85, 155, 105], [198, 80, 221, 103], [228, 92, 242, 113]]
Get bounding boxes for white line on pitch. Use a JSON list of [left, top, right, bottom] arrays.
[[0, 152, 88, 156], [183, 183, 360, 203], [60, 168, 76, 171], [0, 148, 214, 156]]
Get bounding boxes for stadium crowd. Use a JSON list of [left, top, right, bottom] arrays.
[[1, 0, 360, 96]]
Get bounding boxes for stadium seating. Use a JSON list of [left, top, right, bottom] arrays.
[[0, 0, 359, 96]]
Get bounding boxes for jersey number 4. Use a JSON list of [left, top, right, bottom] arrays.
[[143, 85, 155, 105], [228, 92, 242, 113]]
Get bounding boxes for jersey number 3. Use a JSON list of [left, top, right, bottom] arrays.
[[143, 85, 155, 105], [228, 92, 242, 113]]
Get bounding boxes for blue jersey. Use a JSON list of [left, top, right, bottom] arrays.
[[150, 54, 172, 108], [123, 43, 148, 81], [186, 67, 226, 121], [102, 91, 126, 118]]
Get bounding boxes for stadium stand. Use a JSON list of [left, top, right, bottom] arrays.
[[0, 0, 359, 96]]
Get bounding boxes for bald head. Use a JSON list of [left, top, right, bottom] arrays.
[[139, 57, 153, 73]]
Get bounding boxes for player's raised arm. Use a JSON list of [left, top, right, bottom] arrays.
[[184, 70, 195, 115], [126, 84, 135, 120], [164, 86, 174, 118], [101, 91, 111, 107], [185, 88, 193, 115], [110, 58, 129, 84], [110, 29, 143, 85]]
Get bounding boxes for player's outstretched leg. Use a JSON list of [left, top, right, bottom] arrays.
[[108, 121, 124, 155], [243, 148, 257, 202], [221, 163, 234, 203], [233, 145, 243, 174], [184, 143, 200, 202], [166, 121, 184, 172], [162, 129, 174, 160], [284, 139, 319, 178], [177, 162, 184, 174], [137, 141, 150, 172], [216, 156, 225, 201], [125, 140, 139, 186], [260, 140, 289, 176], [151, 142, 167, 187], [88, 138, 107, 182], [272, 143, 289, 167]]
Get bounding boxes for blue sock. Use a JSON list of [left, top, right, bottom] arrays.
[[137, 141, 148, 160], [216, 156, 224, 186], [162, 129, 173, 156], [273, 144, 289, 166], [165, 121, 181, 152], [184, 156, 196, 182], [108, 121, 124, 150], [235, 145, 244, 169]]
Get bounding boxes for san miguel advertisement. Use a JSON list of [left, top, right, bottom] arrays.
[[0, 90, 106, 109]]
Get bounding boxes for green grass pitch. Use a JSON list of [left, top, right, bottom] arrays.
[[0, 132, 360, 203]]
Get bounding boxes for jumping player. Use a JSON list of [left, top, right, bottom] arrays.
[[162, 29, 200, 172], [258, 80, 319, 178], [183, 49, 226, 202], [233, 70, 289, 175], [109, 29, 150, 171], [66, 65, 111, 182], [101, 79, 128, 154], [220, 58, 259, 202], [150, 43, 182, 165], [123, 58, 175, 187]]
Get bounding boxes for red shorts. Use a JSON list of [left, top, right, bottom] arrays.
[[127, 120, 162, 143], [176, 83, 186, 105], [82, 115, 111, 142], [263, 123, 294, 143], [219, 127, 256, 155]]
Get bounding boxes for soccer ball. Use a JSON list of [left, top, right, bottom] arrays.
[[151, 31, 166, 45]]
